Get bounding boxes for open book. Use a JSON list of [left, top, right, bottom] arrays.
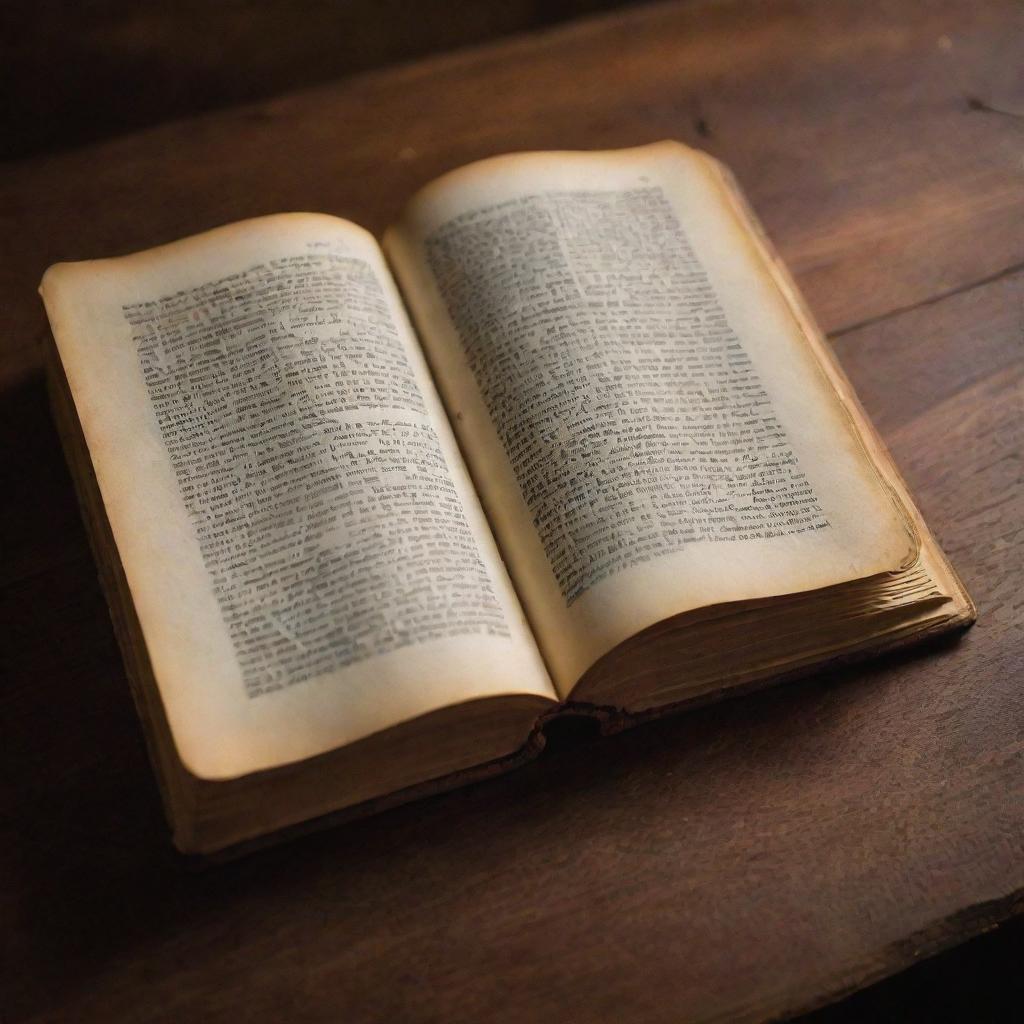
[[40, 142, 974, 855]]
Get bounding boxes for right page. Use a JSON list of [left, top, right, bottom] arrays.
[[385, 142, 918, 696]]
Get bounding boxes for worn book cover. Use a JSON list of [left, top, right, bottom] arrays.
[[39, 142, 974, 854]]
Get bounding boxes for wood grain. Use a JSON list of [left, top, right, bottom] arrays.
[[2, 1, 1022, 1021], [1, 0, 640, 159]]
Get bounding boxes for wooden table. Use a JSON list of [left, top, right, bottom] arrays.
[[3, 1, 1022, 1021]]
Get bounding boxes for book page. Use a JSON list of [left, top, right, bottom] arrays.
[[41, 214, 555, 778], [385, 142, 917, 696]]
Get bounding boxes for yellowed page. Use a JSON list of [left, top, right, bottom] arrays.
[[385, 142, 916, 696], [40, 214, 555, 779]]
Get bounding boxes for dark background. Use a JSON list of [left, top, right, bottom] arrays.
[[1, 0, 639, 160], [3, 1, 1020, 1019]]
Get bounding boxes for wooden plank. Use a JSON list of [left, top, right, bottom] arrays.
[[2, 1, 1023, 1021], [2, 0, 640, 159]]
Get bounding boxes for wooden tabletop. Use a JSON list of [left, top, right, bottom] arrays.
[[3, 1, 1022, 1021]]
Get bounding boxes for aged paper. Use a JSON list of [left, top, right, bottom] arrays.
[[42, 214, 555, 777], [387, 143, 916, 693]]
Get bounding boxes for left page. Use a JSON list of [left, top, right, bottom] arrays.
[[40, 213, 555, 779]]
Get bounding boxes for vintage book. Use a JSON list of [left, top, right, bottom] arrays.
[[40, 142, 975, 855]]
